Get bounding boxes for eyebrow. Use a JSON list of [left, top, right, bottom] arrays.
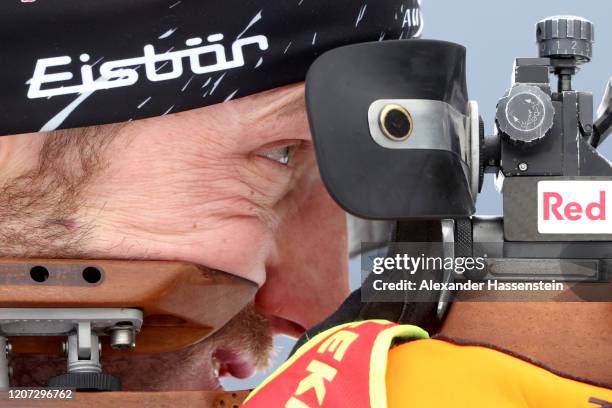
[[250, 86, 306, 122], [276, 92, 306, 119]]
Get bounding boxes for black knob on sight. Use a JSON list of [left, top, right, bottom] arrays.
[[48, 372, 121, 391], [537, 16, 594, 63], [496, 84, 555, 145]]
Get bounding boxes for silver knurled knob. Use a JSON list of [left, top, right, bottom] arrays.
[[536, 16, 594, 63]]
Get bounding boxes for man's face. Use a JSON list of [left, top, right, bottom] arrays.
[[0, 83, 349, 389]]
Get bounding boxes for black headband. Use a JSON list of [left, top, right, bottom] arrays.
[[0, 0, 422, 136]]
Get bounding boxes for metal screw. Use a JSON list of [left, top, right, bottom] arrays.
[[518, 162, 528, 171], [109, 324, 136, 350], [4, 342, 11, 356]]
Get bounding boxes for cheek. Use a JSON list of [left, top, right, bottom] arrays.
[[173, 217, 276, 286], [256, 171, 350, 330], [291, 181, 349, 290], [92, 128, 287, 228]]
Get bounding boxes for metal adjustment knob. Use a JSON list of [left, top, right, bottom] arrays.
[[536, 16, 594, 63], [47, 372, 121, 391], [496, 84, 555, 145]]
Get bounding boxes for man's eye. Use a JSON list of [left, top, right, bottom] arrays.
[[258, 144, 299, 166]]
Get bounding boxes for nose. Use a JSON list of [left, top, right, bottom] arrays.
[[255, 178, 349, 336]]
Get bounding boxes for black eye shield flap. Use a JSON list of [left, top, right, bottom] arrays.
[[0, 0, 422, 136], [305, 39, 476, 220]]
